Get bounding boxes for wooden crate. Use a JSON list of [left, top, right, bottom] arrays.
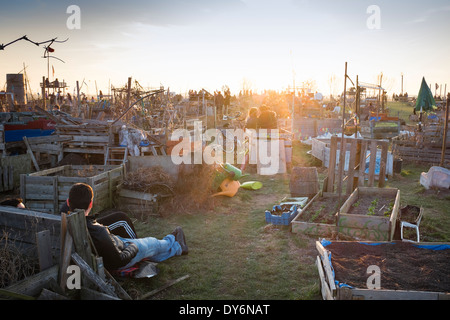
[[291, 192, 343, 237], [20, 165, 124, 215], [360, 120, 400, 139], [316, 240, 450, 300], [0, 205, 61, 261], [337, 187, 400, 241]]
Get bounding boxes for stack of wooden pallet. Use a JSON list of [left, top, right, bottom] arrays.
[[55, 124, 116, 155], [392, 123, 450, 165]]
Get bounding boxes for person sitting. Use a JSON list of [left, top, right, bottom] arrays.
[[60, 200, 138, 239], [244, 107, 258, 130], [66, 183, 188, 271], [257, 105, 278, 129]]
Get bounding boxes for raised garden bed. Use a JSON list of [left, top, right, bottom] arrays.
[[20, 165, 124, 215], [291, 192, 344, 237], [316, 240, 450, 300], [338, 187, 400, 241]]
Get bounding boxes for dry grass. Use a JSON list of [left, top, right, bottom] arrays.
[[0, 231, 37, 288]]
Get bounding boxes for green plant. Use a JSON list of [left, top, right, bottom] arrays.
[[310, 204, 326, 222], [367, 198, 378, 216], [383, 200, 395, 217]]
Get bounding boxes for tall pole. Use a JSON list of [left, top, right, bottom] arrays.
[[126, 77, 132, 122], [76, 80, 80, 116], [440, 94, 449, 167], [42, 76, 46, 110], [401, 73, 404, 96], [336, 62, 348, 237]]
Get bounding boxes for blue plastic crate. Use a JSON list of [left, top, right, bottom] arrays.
[[265, 204, 300, 226]]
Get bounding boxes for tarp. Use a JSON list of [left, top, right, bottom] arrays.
[[415, 77, 436, 112]]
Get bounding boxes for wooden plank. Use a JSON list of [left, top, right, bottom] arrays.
[[59, 213, 73, 291], [140, 275, 190, 300], [340, 187, 359, 214], [5, 265, 59, 297], [327, 136, 338, 192], [368, 141, 377, 187], [316, 255, 334, 300], [346, 139, 357, 194], [0, 288, 35, 300], [358, 140, 368, 187], [71, 252, 118, 298], [390, 189, 401, 241], [36, 230, 53, 271], [67, 210, 94, 269], [347, 288, 448, 300], [119, 189, 158, 202], [315, 241, 336, 295], [336, 139, 346, 195], [378, 141, 389, 188], [23, 136, 40, 172]]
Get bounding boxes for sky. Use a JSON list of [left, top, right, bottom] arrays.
[[0, 0, 449, 98]]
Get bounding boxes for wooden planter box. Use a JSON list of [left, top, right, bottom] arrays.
[[291, 192, 344, 237], [337, 187, 400, 241], [360, 120, 400, 139], [316, 240, 450, 300], [20, 165, 124, 215], [117, 188, 159, 218], [0, 206, 61, 261]]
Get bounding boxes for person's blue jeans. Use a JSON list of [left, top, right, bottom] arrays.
[[117, 234, 182, 270]]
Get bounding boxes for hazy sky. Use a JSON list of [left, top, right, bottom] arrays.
[[1, 0, 449, 97]]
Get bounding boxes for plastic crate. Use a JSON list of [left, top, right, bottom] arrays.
[[265, 204, 300, 226]]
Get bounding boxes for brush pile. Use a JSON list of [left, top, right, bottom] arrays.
[[120, 164, 217, 216]]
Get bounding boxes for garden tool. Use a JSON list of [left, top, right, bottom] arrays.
[[212, 178, 241, 197], [220, 163, 249, 180]]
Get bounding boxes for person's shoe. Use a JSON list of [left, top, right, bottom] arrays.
[[172, 226, 188, 255]]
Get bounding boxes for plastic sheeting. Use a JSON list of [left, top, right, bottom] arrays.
[[119, 125, 149, 156], [420, 166, 450, 190]]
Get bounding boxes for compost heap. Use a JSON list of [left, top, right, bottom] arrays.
[[122, 164, 216, 216], [326, 241, 450, 292]]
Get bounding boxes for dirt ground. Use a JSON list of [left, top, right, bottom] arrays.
[[348, 194, 395, 217], [298, 196, 340, 224], [326, 241, 450, 292]]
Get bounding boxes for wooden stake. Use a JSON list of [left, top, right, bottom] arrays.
[[440, 94, 450, 167], [140, 275, 190, 300]]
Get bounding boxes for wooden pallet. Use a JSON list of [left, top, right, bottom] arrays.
[[324, 136, 389, 194], [56, 124, 115, 155]]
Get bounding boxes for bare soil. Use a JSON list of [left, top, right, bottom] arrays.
[[348, 194, 395, 217], [326, 241, 450, 292], [299, 196, 340, 224]]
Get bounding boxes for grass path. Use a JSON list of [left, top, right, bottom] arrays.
[[123, 174, 321, 300]]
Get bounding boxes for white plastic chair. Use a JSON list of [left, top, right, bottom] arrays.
[[400, 207, 424, 242]]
